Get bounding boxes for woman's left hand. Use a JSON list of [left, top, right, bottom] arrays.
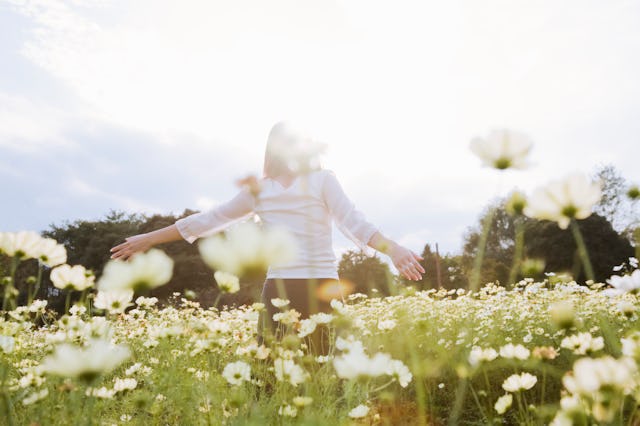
[[389, 244, 425, 281]]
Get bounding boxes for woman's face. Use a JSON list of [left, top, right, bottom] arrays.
[[265, 123, 325, 176]]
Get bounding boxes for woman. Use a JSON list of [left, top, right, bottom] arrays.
[[110, 122, 425, 351]]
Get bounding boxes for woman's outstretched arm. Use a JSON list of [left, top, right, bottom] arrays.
[[110, 224, 182, 260], [368, 232, 425, 281]]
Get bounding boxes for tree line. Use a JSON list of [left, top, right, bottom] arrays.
[[5, 165, 637, 312]]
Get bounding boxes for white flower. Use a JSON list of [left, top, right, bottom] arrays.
[[0, 335, 15, 354], [333, 339, 400, 382], [388, 359, 413, 388], [222, 361, 251, 386], [35, 237, 67, 267], [271, 298, 290, 308], [98, 249, 174, 292], [348, 404, 370, 419], [214, 271, 240, 293], [113, 378, 138, 392], [499, 343, 530, 360], [22, 388, 49, 406], [278, 404, 298, 417], [563, 356, 637, 395], [86, 387, 116, 399], [41, 339, 130, 382], [135, 296, 158, 308], [607, 270, 640, 294], [377, 319, 397, 330], [524, 173, 601, 229], [560, 332, 604, 355], [469, 346, 498, 367], [309, 312, 334, 324], [297, 319, 317, 338], [93, 290, 134, 314], [274, 358, 308, 386], [502, 373, 537, 392], [494, 393, 513, 414], [470, 129, 532, 170], [0, 231, 42, 259], [198, 222, 297, 277], [50, 264, 95, 291]]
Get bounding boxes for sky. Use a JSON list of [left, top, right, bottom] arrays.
[[1, 0, 639, 258]]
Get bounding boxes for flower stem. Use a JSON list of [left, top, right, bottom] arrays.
[[508, 217, 525, 286], [2, 257, 20, 312], [0, 362, 15, 426], [470, 208, 496, 292], [65, 290, 73, 315], [28, 262, 44, 305], [570, 220, 595, 282], [447, 377, 468, 426]]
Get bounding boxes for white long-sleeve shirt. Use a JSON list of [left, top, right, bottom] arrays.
[[175, 169, 379, 279]]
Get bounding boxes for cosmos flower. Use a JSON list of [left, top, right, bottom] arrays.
[[494, 393, 513, 414], [502, 372, 537, 392], [93, 290, 134, 314], [468, 346, 498, 367], [606, 270, 640, 295], [98, 249, 173, 292], [348, 404, 370, 419], [214, 271, 240, 294], [50, 264, 95, 291], [278, 404, 298, 417], [274, 358, 308, 386], [524, 173, 601, 229], [560, 332, 604, 355], [41, 339, 130, 383], [470, 129, 533, 170], [198, 222, 297, 277], [222, 361, 251, 386], [0, 335, 15, 354], [499, 343, 530, 360], [563, 356, 637, 395]]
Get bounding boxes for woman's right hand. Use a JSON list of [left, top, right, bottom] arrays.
[[109, 234, 153, 261]]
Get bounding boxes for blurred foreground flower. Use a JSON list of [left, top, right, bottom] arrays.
[[41, 339, 130, 383], [0, 335, 15, 354], [605, 270, 640, 295], [348, 404, 370, 419], [199, 222, 297, 277], [0, 232, 67, 266], [98, 249, 173, 292], [562, 356, 637, 422], [494, 393, 513, 414], [50, 264, 95, 291], [470, 129, 532, 170], [524, 173, 601, 229], [214, 271, 240, 294]]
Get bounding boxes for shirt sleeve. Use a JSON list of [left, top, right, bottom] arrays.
[[321, 170, 379, 253], [175, 188, 255, 243]]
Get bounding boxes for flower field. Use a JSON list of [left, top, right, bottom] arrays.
[[3, 130, 640, 425], [3, 274, 640, 425]]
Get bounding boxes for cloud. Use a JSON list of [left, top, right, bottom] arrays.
[[0, 92, 75, 152]]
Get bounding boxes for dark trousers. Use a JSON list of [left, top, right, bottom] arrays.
[[257, 278, 342, 355]]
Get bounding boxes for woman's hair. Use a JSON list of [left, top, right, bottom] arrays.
[[263, 121, 324, 178]]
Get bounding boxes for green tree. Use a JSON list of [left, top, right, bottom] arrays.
[[338, 250, 392, 296], [403, 244, 468, 290], [524, 213, 634, 283]]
